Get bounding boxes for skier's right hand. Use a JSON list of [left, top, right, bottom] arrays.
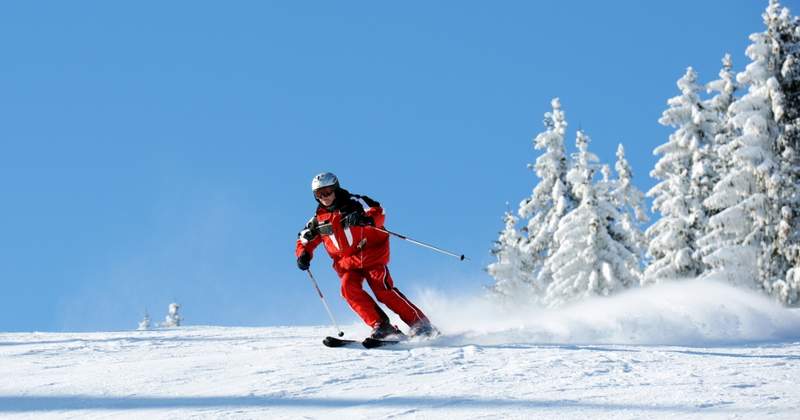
[[297, 252, 311, 271]]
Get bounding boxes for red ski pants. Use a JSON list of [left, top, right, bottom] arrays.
[[339, 265, 428, 328]]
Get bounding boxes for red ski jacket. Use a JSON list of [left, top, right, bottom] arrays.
[[295, 189, 390, 273]]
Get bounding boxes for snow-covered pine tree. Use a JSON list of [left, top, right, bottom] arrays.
[[491, 97, 576, 298], [162, 303, 181, 327], [706, 54, 737, 120], [607, 144, 648, 273], [765, 0, 800, 304], [694, 55, 739, 271], [488, 211, 538, 303], [645, 67, 711, 284], [613, 145, 649, 225], [595, 161, 646, 285], [543, 131, 639, 307], [137, 312, 151, 331], [700, 1, 792, 295], [704, 54, 738, 183]]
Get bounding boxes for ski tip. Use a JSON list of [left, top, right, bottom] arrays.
[[323, 336, 358, 348], [362, 337, 402, 349]]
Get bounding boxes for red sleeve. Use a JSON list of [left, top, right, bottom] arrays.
[[365, 205, 385, 228], [295, 236, 322, 258], [296, 223, 323, 258]]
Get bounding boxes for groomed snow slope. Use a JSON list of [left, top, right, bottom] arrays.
[[2, 281, 799, 419]]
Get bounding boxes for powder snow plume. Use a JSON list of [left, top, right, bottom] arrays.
[[416, 279, 800, 347]]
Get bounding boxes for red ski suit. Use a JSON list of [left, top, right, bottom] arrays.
[[296, 190, 429, 329]]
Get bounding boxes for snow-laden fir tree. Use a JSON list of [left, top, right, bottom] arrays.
[[489, 98, 576, 300], [699, 0, 800, 304], [594, 145, 647, 288], [488, 211, 537, 303], [699, 1, 790, 295], [518, 97, 577, 291], [696, 55, 740, 273], [645, 67, 713, 284], [606, 144, 649, 271], [593, 162, 647, 285], [613, 145, 649, 225], [704, 54, 738, 182], [765, 0, 800, 304], [162, 303, 181, 327], [137, 312, 151, 331], [542, 131, 640, 307]]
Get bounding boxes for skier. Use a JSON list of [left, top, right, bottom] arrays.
[[295, 172, 436, 340]]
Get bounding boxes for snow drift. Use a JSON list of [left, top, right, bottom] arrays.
[[417, 279, 800, 347]]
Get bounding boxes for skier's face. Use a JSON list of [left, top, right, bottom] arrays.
[[315, 186, 336, 206]]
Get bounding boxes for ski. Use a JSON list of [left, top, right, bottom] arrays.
[[324, 335, 436, 349], [362, 337, 403, 349], [324, 331, 421, 349], [322, 336, 359, 348], [323, 336, 403, 348]]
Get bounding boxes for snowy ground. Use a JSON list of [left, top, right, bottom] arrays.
[[2, 281, 800, 419]]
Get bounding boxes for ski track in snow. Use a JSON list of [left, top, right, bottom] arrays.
[[0, 324, 799, 419]]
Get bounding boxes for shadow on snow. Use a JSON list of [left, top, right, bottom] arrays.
[[0, 395, 746, 413]]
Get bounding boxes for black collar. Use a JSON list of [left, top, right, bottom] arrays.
[[316, 187, 352, 212]]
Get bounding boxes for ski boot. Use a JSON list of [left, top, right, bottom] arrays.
[[369, 322, 404, 340], [409, 320, 440, 338]]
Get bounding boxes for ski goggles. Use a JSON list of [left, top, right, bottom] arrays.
[[314, 187, 336, 199]]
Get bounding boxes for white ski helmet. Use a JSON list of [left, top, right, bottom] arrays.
[[311, 172, 339, 192]]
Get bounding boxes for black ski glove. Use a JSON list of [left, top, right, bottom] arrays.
[[341, 212, 375, 228], [301, 228, 318, 242], [297, 252, 311, 271]]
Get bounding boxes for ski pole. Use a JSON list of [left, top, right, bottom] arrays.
[[372, 226, 468, 261], [306, 269, 344, 337]]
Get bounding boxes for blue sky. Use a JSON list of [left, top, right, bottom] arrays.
[[0, 1, 775, 331]]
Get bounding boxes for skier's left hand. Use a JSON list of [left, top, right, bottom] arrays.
[[341, 212, 375, 228], [297, 252, 311, 271]]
